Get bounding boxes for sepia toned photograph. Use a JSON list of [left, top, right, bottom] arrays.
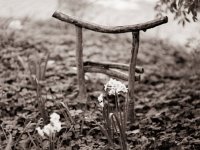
[[0, 0, 199, 149]]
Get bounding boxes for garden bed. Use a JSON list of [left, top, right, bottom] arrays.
[[0, 18, 199, 149]]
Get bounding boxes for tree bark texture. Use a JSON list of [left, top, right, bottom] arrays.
[[128, 31, 140, 123], [53, 11, 168, 33], [75, 26, 87, 101]]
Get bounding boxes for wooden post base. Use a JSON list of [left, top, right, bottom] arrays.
[[75, 26, 87, 102], [128, 31, 140, 123]]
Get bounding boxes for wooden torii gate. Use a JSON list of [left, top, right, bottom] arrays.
[[52, 11, 168, 122]]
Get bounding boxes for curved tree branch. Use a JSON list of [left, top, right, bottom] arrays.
[[53, 11, 168, 33]]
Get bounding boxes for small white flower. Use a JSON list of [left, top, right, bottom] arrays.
[[99, 102, 104, 107], [50, 113, 62, 132], [50, 112, 60, 123], [98, 94, 103, 103], [36, 113, 62, 137], [98, 93, 104, 107], [51, 121, 62, 132], [43, 124, 54, 136], [104, 78, 127, 95], [36, 127, 44, 137]]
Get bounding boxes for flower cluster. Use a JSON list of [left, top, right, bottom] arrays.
[[97, 78, 127, 107], [104, 78, 127, 95], [36, 113, 62, 137]]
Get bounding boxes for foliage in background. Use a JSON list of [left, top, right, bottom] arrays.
[[57, 0, 95, 17], [155, 0, 199, 26], [186, 38, 200, 75]]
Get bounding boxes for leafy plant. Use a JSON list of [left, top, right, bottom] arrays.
[[155, 0, 199, 26], [97, 78, 129, 150], [33, 113, 62, 150], [186, 38, 200, 75], [28, 52, 50, 123], [57, 0, 95, 17]]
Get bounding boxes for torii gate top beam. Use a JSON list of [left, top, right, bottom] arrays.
[[52, 11, 168, 34]]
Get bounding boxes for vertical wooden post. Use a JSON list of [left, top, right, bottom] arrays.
[[128, 31, 140, 123], [75, 26, 87, 102]]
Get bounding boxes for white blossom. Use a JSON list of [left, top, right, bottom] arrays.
[[98, 93, 104, 107], [50, 112, 60, 123], [98, 93, 103, 103], [49, 112, 62, 132], [104, 78, 127, 95], [51, 121, 62, 132], [36, 127, 44, 137], [36, 113, 62, 137], [43, 124, 54, 136]]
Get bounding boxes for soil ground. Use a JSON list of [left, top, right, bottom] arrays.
[[0, 18, 200, 150]]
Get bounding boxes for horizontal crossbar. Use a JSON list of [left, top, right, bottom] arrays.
[[84, 61, 144, 73], [84, 66, 140, 81], [52, 11, 168, 34]]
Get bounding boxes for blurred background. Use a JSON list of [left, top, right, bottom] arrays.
[[0, 0, 199, 46]]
